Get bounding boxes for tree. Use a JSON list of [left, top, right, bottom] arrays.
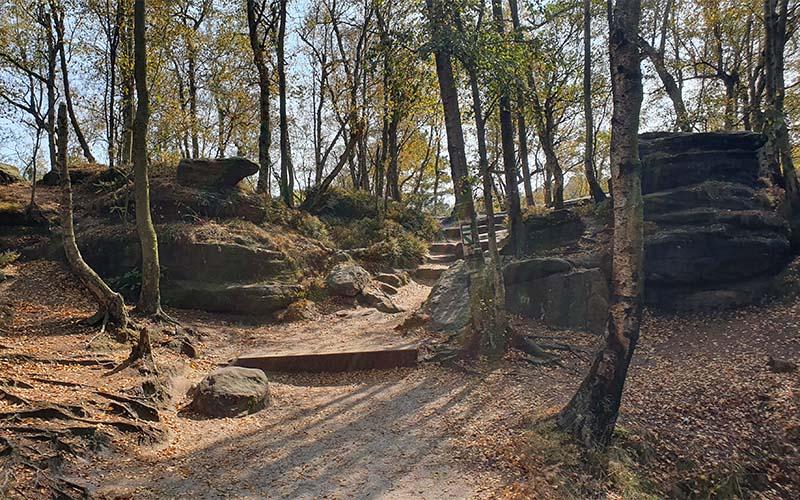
[[51, 0, 96, 163], [277, 0, 295, 205], [763, 0, 800, 233], [557, 0, 644, 447], [583, 0, 606, 202], [57, 103, 127, 328], [490, 0, 522, 252], [132, 0, 163, 315], [246, 0, 277, 194]]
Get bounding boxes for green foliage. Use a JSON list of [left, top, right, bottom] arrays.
[[311, 187, 378, 220], [107, 268, 142, 297], [261, 196, 332, 245], [363, 230, 428, 268]]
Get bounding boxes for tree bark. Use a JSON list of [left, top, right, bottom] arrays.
[[764, 0, 799, 224], [583, 0, 606, 202], [246, 0, 274, 194], [119, 0, 134, 166], [132, 0, 162, 315], [57, 103, 127, 327], [508, 0, 534, 207], [557, 0, 644, 448], [491, 0, 522, 253], [277, 0, 294, 206], [426, 0, 479, 253], [52, 2, 96, 163]]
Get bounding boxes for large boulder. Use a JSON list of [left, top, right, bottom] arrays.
[[505, 259, 609, 335], [162, 281, 303, 315], [326, 263, 371, 297], [421, 261, 471, 331], [0, 164, 24, 185], [176, 157, 258, 190], [638, 132, 792, 310], [357, 285, 403, 313], [190, 367, 269, 418], [639, 131, 766, 194]]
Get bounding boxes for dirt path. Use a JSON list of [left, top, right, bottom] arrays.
[[3, 259, 799, 499]]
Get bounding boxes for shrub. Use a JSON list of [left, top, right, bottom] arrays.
[[363, 234, 427, 268], [0, 250, 20, 267]]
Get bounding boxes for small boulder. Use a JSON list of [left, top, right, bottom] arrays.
[[189, 366, 269, 418], [176, 157, 258, 190], [421, 261, 471, 331], [327, 263, 371, 297], [277, 299, 319, 322], [358, 286, 403, 313], [0, 163, 24, 185], [40, 170, 60, 186]]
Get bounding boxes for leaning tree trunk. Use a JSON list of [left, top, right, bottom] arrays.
[[132, 0, 162, 315], [583, 0, 606, 203], [53, 7, 96, 164], [557, 0, 644, 448], [508, 0, 534, 207], [57, 104, 127, 328]]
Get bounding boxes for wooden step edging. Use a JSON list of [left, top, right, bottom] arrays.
[[231, 345, 419, 373]]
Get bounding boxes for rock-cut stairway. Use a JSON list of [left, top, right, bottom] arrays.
[[415, 212, 508, 282]]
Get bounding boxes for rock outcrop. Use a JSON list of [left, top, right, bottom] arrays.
[[640, 132, 791, 310], [176, 157, 258, 190], [190, 366, 269, 418], [78, 229, 303, 315], [504, 258, 609, 334], [421, 260, 471, 331], [0, 164, 24, 185], [508, 131, 793, 312]]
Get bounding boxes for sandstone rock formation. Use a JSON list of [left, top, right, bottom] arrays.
[[176, 157, 258, 190], [190, 366, 269, 418]]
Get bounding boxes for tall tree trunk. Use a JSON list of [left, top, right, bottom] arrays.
[[57, 103, 127, 327], [491, 0, 522, 253], [507, 0, 534, 207], [278, 0, 294, 206], [557, 0, 644, 448], [426, 0, 479, 252], [386, 112, 401, 202], [52, 3, 96, 163], [43, 11, 57, 173], [246, 0, 273, 194], [187, 38, 200, 158], [583, 0, 606, 202], [133, 0, 162, 315], [119, 1, 134, 166], [468, 65, 506, 322], [764, 0, 800, 238]]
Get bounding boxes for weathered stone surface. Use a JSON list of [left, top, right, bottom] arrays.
[[375, 272, 407, 288], [504, 209, 584, 256], [163, 281, 303, 315], [421, 261, 470, 331], [277, 300, 319, 322], [643, 182, 763, 216], [190, 366, 269, 418], [0, 164, 24, 185], [378, 282, 399, 295], [506, 266, 609, 335], [176, 157, 258, 190], [503, 257, 572, 286], [327, 263, 371, 297], [357, 286, 403, 313]]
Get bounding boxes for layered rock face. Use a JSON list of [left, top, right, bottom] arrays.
[[640, 132, 791, 310], [176, 157, 258, 190], [504, 132, 793, 329], [79, 230, 303, 315]]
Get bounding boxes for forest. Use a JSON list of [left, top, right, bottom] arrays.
[[0, 0, 799, 498]]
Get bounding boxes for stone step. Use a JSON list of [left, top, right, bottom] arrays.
[[232, 345, 419, 373], [414, 264, 449, 282], [429, 242, 460, 255], [426, 253, 458, 264]]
